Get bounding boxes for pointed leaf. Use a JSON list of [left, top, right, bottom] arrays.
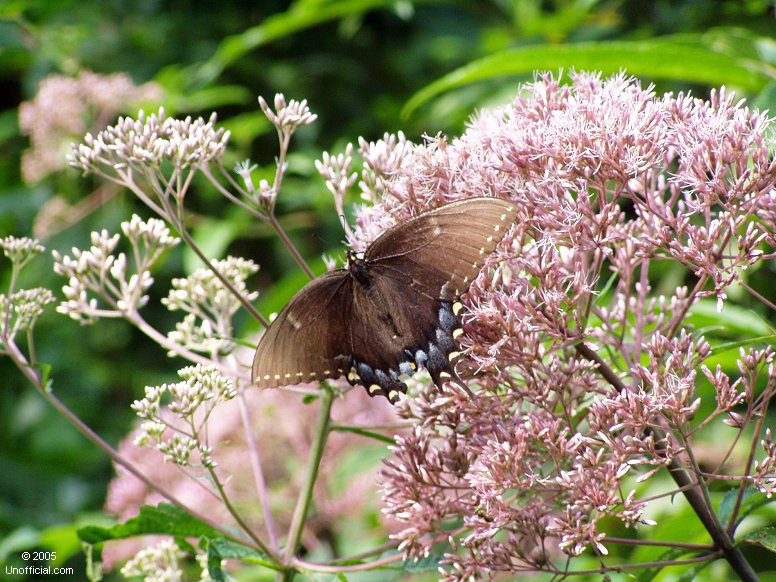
[[77, 503, 222, 544], [636, 546, 690, 582], [205, 537, 277, 569], [719, 487, 772, 525], [403, 34, 773, 118], [741, 526, 776, 553]]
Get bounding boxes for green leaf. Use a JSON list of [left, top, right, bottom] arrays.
[[206, 537, 280, 579], [82, 542, 103, 582], [689, 299, 774, 339], [752, 81, 776, 128], [39, 522, 82, 566], [375, 549, 445, 572], [675, 559, 713, 581], [206, 537, 275, 566], [719, 486, 772, 525], [627, 502, 713, 566], [312, 548, 444, 574], [168, 85, 253, 114], [708, 334, 776, 357], [635, 546, 691, 581], [0, 527, 40, 562], [741, 526, 776, 553], [402, 33, 774, 118], [330, 425, 395, 445], [403, 551, 446, 573], [77, 503, 222, 544], [302, 393, 320, 405], [33, 361, 53, 392]]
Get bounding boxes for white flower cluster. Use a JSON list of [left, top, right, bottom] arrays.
[[121, 214, 179, 249], [234, 160, 277, 208], [163, 256, 258, 356], [131, 364, 236, 468], [159, 433, 205, 468], [754, 427, 776, 498], [258, 93, 317, 133], [68, 108, 230, 173], [171, 364, 238, 414], [52, 215, 179, 323], [120, 538, 213, 582], [316, 143, 357, 199], [120, 539, 185, 582], [0, 288, 55, 341], [357, 131, 413, 203], [0, 236, 45, 267]]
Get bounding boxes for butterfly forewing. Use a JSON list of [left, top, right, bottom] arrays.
[[251, 272, 353, 388], [365, 197, 519, 299]]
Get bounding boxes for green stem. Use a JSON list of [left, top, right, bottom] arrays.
[[729, 382, 772, 531], [3, 263, 20, 337], [204, 163, 269, 221], [269, 211, 315, 280], [266, 125, 314, 281], [207, 465, 276, 559], [161, 194, 269, 328], [177, 224, 268, 327], [279, 386, 334, 580], [663, 459, 758, 581]]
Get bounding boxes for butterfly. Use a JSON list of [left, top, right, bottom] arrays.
[[251, 197, 518, 403]]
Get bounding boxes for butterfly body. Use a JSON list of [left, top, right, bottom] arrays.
[[252, 197, 518, 402]]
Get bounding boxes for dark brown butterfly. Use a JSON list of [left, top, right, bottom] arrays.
[[251, 197, 518, 402]]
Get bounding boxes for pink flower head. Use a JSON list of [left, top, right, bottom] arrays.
[[362, 72, 776, 578]]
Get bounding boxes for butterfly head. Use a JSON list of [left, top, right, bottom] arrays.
[[346, 249, 370, 285]]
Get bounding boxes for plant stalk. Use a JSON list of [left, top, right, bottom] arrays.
[[278, 387, 334, 581]]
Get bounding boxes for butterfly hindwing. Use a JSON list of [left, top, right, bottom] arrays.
[[251, 271, 352, 388], [347, 261, 466, 400], [347, 262, 449, 400]]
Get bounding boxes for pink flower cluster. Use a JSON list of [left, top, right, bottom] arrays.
[[350, 73, 776, 578], [19, 71, 162, 184]]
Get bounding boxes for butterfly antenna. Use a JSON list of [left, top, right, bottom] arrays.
[[338, 212, 354, 240]]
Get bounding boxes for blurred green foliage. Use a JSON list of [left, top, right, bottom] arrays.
[[1, 0, 775, 580]]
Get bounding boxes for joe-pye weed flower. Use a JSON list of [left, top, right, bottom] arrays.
[[353, 72, 776, 579]]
